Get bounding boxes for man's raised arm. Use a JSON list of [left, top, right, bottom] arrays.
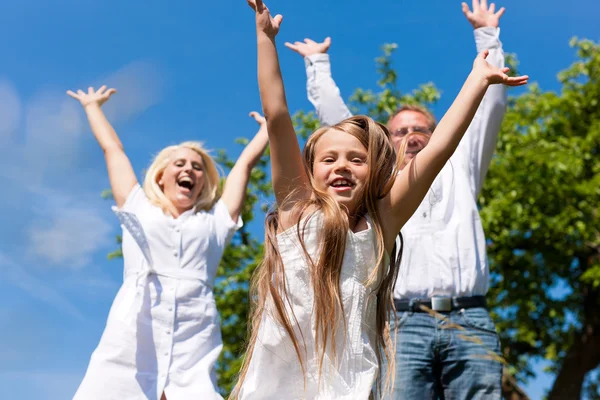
[[286, 37, 353, 126], [458, 1, 509, 196]]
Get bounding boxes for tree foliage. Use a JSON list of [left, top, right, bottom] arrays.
[[213, 144, 272, 394], [480, 38, 600, 399]]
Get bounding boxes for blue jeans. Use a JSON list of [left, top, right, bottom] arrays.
[[381, 307, 502, 400]]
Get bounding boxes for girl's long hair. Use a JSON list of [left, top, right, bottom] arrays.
[[232, 116, 405, 397]]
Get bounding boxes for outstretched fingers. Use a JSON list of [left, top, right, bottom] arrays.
[[249, 111, 266, 125], [246, 0, 258, 11], [504, 74, 529, 86], [462, 2, 472, 17], [284, 42, 299, 52], [247, 0, 267, 13], [105, 88, 117, 98], [496, 65, 528, 86], [66, 90, 80, 100], [66, 86, 117, 103]]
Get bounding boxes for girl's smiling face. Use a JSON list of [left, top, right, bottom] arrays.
[[312, 129, 369, 215]]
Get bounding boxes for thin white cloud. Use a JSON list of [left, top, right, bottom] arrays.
[[0, 79, 21, 145], [22, 90, 84, 184], [99, 60, 165, 123], [0, 59, 164, 185], [27, 207, 113, 268], [0, 253, 85, 320], [0, 59, 164, 270]]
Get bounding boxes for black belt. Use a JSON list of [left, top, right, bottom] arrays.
[[394, 296, 487, 313]]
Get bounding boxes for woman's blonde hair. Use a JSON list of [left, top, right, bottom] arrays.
[[142, 141, 221, 215], [233, 116, 404, 397]]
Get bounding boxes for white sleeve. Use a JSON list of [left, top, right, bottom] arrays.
[[112, 183, 149, 215], [212, 199, 243, 246], [305, 53, 353, 126], [455, 27, 508, 198]]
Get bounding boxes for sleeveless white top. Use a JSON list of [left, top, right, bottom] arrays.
[[239, 212, 384, 399]]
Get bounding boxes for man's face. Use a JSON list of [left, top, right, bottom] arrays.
[[388, 110, 432, 168]]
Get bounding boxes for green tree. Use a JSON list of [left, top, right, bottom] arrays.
[[213, 144, 272, 394], [480, 38, 600, 399]]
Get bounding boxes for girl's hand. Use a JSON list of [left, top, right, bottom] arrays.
[[247, 0, 283, 38], [473, 50, 529, 86], [66, 85, 116, 108]]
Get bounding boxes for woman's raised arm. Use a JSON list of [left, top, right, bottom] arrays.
[[67, 86, 138, 207], [221, 111, 269, 222]]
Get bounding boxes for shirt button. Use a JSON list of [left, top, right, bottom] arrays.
[[173, 251, 178, 257], [166, 330, 171, 335], [175, 227, 180, 233], [168, 307, 173, 312], [164, 352, 169, 356]]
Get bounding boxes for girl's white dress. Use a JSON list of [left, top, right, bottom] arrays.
[[239, 212, 383, 399], [74, 184, 242, 400]]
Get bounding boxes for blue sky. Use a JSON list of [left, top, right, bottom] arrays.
[[0, 0, 598, 398]]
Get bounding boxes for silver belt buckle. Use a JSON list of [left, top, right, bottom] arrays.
[[431, 297, 452, 312]]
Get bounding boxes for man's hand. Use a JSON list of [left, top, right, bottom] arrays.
[[284, 37, 331, 57], [461, 0, 505, 29]]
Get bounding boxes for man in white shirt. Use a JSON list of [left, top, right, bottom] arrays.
[[285, 1, 508, 398]]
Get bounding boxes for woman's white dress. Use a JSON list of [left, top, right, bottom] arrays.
[[239, 213, 383, 399], [74, 184, 242, 400]]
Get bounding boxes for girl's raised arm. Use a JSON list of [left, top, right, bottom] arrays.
[[67, 86, 138, 208], [249, 0, 310, 215], [221, 111, 269, 222], [379, 51, 528, 248]]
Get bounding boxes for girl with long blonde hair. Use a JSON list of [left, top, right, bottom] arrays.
[[233, 1, 528, 399], [67, 86, 269, 400]]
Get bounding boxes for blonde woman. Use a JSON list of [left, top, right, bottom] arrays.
[[67, 86, 268, 400], [233, 1, 527, 399]]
